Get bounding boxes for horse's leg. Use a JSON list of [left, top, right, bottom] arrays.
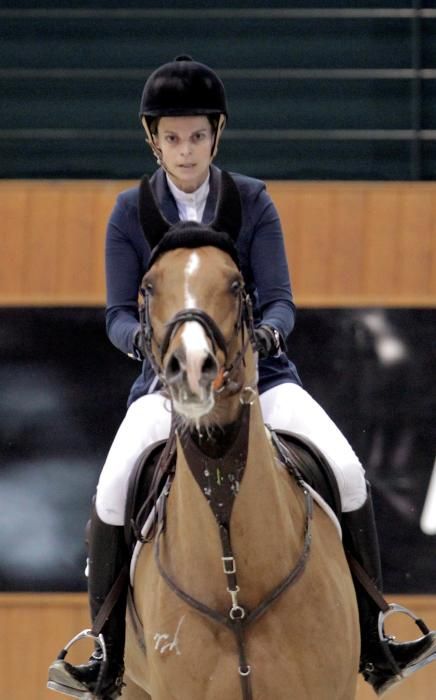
[[121, 673, 151, 700]]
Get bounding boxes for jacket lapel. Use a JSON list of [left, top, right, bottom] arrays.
[[202, 164, 220, 223], [149, 169, 180, 224]]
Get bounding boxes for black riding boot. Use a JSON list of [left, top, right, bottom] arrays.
[[47, 503, 128, 699], [342, 483, 436, 696]]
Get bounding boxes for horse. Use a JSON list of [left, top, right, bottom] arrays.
[[121, 173, 360, 700]]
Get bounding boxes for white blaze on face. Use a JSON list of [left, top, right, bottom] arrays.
[[182, 252, 209, 396], [184, 251, 200, 307]]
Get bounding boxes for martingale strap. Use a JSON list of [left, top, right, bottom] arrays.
[[179, 403, 251, 527]]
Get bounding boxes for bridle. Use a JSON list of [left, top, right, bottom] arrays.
[[138, 282, 257, 395]]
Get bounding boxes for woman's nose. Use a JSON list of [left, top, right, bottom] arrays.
[[179, 140, 192, 156]]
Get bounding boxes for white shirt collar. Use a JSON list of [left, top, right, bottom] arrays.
[[166, 173, 210, 223]]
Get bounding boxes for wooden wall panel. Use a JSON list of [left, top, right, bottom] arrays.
[[1, 186, 28, 300], [362, 188, 400, 298], [26, 188, 62, 297], [398, 191, 434, 298], [0, 181, 124, 306], [0, 594, 91, 700], [0, 593, 434, 699], [330, 188, 366, 298], [269, 182, 436, 306], [1, 180, 435, 306]]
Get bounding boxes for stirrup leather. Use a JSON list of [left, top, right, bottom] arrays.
[[47, 629, 107, 699]]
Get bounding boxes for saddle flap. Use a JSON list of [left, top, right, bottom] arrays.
[[272, 429, 342, 521], [124, 437, 175, 551]]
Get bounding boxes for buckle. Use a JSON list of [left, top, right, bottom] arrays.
[[222, 556, 236, 575]]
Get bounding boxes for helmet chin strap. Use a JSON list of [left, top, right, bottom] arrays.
[[141, 114, 226, 180], [211, 113, 226, 159], [141, 116, 168, 171]]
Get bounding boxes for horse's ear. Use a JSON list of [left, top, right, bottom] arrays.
[[138, 175, 171, 249], [211, 171, 242, 242]]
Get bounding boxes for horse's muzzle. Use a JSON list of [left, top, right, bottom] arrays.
[[164, 345, 219, 419]]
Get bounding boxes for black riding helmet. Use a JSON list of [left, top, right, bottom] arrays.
[[140, 55, 228, 162], [139, 55, 228, 121]]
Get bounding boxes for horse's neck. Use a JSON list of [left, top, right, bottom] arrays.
[[227, 397, 308, 602], [234, 396, 301, 538]]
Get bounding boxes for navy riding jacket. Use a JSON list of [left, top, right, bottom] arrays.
[[105, 164, 302, 406]]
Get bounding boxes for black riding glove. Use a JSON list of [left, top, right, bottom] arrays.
[[254, 324, 282, 359]]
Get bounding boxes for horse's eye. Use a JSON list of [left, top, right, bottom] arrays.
[[141, 281, 154, 297], [231, 279, 242, 295]]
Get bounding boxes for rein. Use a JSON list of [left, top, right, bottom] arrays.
[[152, 401, 314, 700]]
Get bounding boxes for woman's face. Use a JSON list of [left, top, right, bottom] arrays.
[[153, 116, 214, 192]]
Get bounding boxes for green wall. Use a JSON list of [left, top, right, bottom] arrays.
[[1, 1, 435, 179]]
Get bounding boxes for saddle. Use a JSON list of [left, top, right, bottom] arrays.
[[124, 430, 177, 553], [124, 426, 342, 553], [272, 429, 342, 521]]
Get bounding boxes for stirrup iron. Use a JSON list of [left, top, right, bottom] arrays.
[[47, 629, 107, 699], [378, 603, 431, 646]]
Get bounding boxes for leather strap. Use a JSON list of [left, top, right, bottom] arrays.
[[346, 551, 390, 613], [91, 564, 130, 637]]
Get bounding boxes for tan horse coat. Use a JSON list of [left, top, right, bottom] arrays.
[[122, 247, 360, 699]]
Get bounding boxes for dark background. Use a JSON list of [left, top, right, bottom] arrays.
[[0, 307, 434, 594]]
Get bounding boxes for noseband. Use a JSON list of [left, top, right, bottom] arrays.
[[139, 285, 257, 395]]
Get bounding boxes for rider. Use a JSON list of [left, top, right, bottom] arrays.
[[48, 56, 436, 698]]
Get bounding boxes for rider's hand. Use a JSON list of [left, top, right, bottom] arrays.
[[254, 325, 282, 359]]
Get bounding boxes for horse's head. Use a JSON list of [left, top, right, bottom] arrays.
[[138, 173, 257, 427]]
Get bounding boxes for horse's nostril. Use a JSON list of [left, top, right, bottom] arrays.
[[166, 353, 182, 382], [201, 354, 218, 378]]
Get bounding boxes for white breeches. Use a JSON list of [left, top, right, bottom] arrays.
[[95, 383, 367, 525]]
